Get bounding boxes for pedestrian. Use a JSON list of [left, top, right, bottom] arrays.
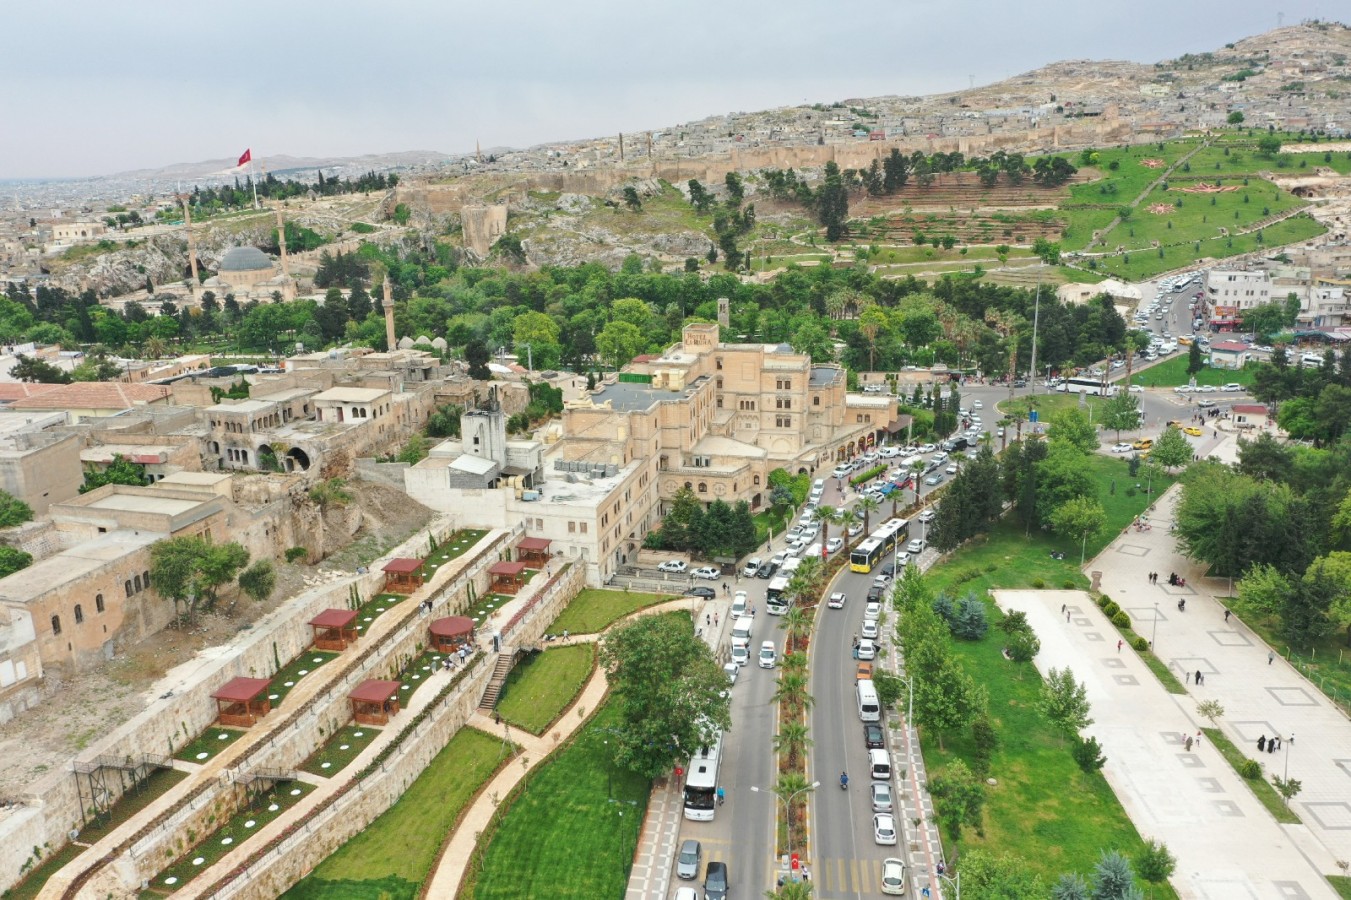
[[1061, 603, 1067, 614], [1195, 670, 1203, 685], [494, 712, 501, 725], [1269, 740, 1277, 755], [1185, 735, 1193, 751], [751, 603, 756, 616], [1195, 730, 1203, 747], [717, 786, 725, 806], [1268, 650, 1275, 665], [1185, 671, 1191, 684], [1066, 610, 1071, 623], [1117, 639, 1123, 653], [1224, 609, 1231, 623], [714, 612, 719, 627], [705, 613, 711, 627], [1258, 735, 1266, 751]]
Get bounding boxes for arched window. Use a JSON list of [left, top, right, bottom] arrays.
[[51, 614, 61, 635], [133, 575, 142, 593], [143, 570, 151, 588], [95, 593, 105, 613], [74, 604, 84, 624], [125, 580, 133, 598], [698, 482, 707, 493], [684, 482, 692, 491], [753, 475, 761, 486]]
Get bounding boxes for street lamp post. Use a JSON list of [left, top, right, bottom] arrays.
[[1283, 733, 1294, 784], [608, 798, 638, 872], [1151, 601, 1159, 651], [750, 780, 819, 878], [894, 674, 914, 727], [932, 869, 960, 900]]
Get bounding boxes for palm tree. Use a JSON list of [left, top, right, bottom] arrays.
[[772, 671, 814, 714], [787, 557, 823, 606], [854, 495, 880, 536], [779, 607, 812, 651], [812, 505, 837, 556], [773, 772, 812, 832], [773, 720, 813, 769], [144, 336, 168, 360], [779, 651, 808, 676]]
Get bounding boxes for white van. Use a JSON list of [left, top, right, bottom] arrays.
[[810, 479, 825, 498], [730, 592, 748, 619], [857, 679, 880, 722], [869, 748, 891, 781], [802, 543, 823, 561], [731, 617, 753, 644]]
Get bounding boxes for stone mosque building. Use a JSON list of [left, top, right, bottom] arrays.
[[201, 246, 296, 301]]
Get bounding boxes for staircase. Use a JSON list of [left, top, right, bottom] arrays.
[[477, 651, 517, 712]]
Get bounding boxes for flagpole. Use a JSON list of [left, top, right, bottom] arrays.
[[249, 154, 259, 210]]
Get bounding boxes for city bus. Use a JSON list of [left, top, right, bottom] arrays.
[[766, 557, 802, 614], [682, 730, 724, 821], [849, 518, 909, 574], [1057, 375, 1116, 397]]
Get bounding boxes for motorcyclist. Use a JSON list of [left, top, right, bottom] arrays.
[[840, 770, 849, 789]]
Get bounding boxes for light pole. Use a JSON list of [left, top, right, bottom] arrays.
[[894, 674, 914, 726], [1283, 733, 1294, 783], [750, 780, 819, 877], [608, 798, 638, 872], [932, 869, 960, 900], [1151, 601, 1159, 651]]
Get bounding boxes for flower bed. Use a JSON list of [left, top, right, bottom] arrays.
[[300, 724, 382, 778]]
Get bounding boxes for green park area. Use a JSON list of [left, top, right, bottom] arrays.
[[1087, 213, 1324, 282], [462, 701, 649, 900], [496, 644, 596, 735], [353, 593, 405, 637], [920, 455, 1180, 892], [1129, 355, 1257, 389], [547, 588, 677, 635], [1106, 178, 1304, 253], [282, 727, 511, 900]]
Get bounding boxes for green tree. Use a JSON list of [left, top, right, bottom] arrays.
[[817, 162, 849, 242], [1036, 443, 1097, 528], [1091, 850, 1143, 900], [596, 320, 646, 369], [10, 354, 72, 384], [1047, 406, 1099, 454], [512, 311, 562, 369], [790, 321, 835, 362], [149, 536, 250, 625], [1150, 425, 1193, 470], [1188, 339, 1204, 375], [1038, 666, 1093, 745], [1052, 873, 1092, 900], [465, 339, 492, 379], [1283, 558, 1341, 649], [1100, 391, 1142, 442], [80, 454, 146, 493], [957, 848, 1044, 898], [929, 758, 986, 841], [1134, 839, 1177, 886], [1050, 496, 1107, 564], [1272, 774, 1303, 808], [0, 546, 33, 578], [687, 179, 713, 215], [0, 490, 34, 528], [622, 186, 642, 210], [772, 720, 813, 771], [599, 614, 730, 779], [1227, 111, 1245, 124], [238, 560, 276, 603]]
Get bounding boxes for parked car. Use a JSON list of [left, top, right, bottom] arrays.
[[918, 508, 936, 523], [658, 560, 687, 573], [848, 522, 864, 537], [723, 663, 739, 685], [865, 601, 881, 619], [827, 591, 847, 609], [866, 586, 885, 603], [675, 888, 698, 900], [919, 443, 936, 453], [684, 586, 716, 599], [742, 557, 762, 578], [881, 858, 908, 895], [857, 661, 874, 680], [864, 721, 885, 749], [871, 781, 894, 812], [755, 560, 776, 579], [758, 640, 777, 669], [873, 813, 898, 845], [691, 566, 721, 580], [923, 473, 944, 486], [907, 538, 926, 554], [873, 573, 891, 588], [827, 537, 844, 553], [677, 839, 702, 880], [856, 639, 877, 660], [1223, 382, 1243, 392], [1112, 442, 1132, 453], [704, 861, 729, 900], [861, 620, 879, 640], [730, 642, 749, 666]]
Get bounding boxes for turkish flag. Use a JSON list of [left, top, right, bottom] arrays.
[[237, 149, 252, 167]]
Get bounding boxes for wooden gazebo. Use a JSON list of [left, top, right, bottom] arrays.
[[516, 537, 553, 568], [488, 560, 528, 595], [211, 677, 272, 727], [429, 616, 475, 653], [309, 608, 359, 651], [382, 558, 426, 594], [350, 679, 402, 726]]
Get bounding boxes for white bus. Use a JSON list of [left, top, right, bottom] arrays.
[[682, 731, 724, 821], [1058, 375, 1116, 397], [767, 557, 803, 615]]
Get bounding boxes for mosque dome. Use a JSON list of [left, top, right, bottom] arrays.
[[218, 246, 273, 272]]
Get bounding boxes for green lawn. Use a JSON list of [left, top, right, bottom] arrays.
[[1100, 178, 1305, 252], [1068, 141, 1201, 208], [3, 842, 86, 900], [463, 592, 515, 629], [1130, 355, 1257, 389], [267, 650, 338, 705], [396, 649, 454, 703], [422, 529, 489, 575], [753, 507, 791, 546], [353, 593, 405, 637], [300, 724, 382, 778], [1061, 206, 1121, 251], [173, 727, 245, 764], [921, 455, 1179, 893], [282, 727, 511, 900], [1202, 727, 1300, 824], [464, 701, 649, 900], [496, 645, 596, 735], [146, 780, 315, 896], [548, 589, 678, 635]]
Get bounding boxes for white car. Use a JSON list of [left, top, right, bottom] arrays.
[[691, 566, 721, 580], [1223, 382, 1243, 392], [676, 888, 699, 900], [972, 400, 983, 409], [847, 523, 864, 537], [907, 538, 926, 554], [1128, 384, 1143, 393], [1112, 442, 1132, 453], [917, 509, 936, 523], [861, 620, 879, 640], [787, 525, 805, 540], [864, 601, 881, 619], [758, 640, 777, 669], [873, 813, 898, 845], [827, 537, 844, 553], [658, 560, 687, 574], [828, 591, 847, 609], [723, 662, 739, 685], [730, 642, 750, 666], [879, 446, 900, 458], [945, 464, 958, 475], [871, 780, 893, 812], [881, 858, 907, 895], [856, 639, 877, 660], [919, 443, 936, 453]]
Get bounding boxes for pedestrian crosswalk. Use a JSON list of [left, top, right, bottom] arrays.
[[812, 856, 888, 895]]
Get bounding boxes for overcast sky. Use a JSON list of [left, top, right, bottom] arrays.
[[0, 0, 1334, 179]]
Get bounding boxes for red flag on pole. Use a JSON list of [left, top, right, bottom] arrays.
[[237, 149, 252, 167]]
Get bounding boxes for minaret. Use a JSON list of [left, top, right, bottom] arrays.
[[275, 208, 290, 279], [382, 277, 396, 351]]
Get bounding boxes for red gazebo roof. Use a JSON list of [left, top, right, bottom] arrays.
[[429, 616, 474, 638], [310, 609, 359, 629], [382, 558, 425, 574], [349, 679, 402, 704], [488, 560, 528, 576], [518, 537, 552, 551], [212, 676, 270, 703]]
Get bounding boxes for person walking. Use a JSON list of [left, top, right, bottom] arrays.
[[1195, 670, 1203, 685], [717, 786, 725, 806], [1258, 735, 1267, 751], [1185, 671, 1191, 684], [1269, 650, 1276, 665], [1185, 735, 1193, 751], [1117, 639, 1123, 653], [1224, 609, 1231, 623]]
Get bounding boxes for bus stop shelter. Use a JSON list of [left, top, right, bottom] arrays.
[[309, 608, 359, 651], [350, 679, 402, 725], [488, 560, 528, 595], [211, 677, 272, 727], [382, 558, 425, 594]]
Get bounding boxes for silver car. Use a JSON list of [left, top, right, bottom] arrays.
[[676, 839, 702, 879], [871, 780, 893, 812]]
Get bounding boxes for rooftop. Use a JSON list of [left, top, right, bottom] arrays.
[[0, 530, 159, 603], [588, 379, 705, 413], [207, 399, 278, 415], [83, 493, 203, 516], [9, 382, 172, 411], [313, 387, 389, 403], [810, 366, 843, 387], [218, 246, 274, 273]]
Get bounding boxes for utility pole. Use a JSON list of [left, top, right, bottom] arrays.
[[1028, 263, 1043, 394]]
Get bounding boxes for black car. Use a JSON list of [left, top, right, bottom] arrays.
[[1013, 378, 1027, 388], [684, 586, 716, 600], [756, 561, 777, 579], [866, 586, 885, 603], [880, 562, 896, 577], [704, 861, 729, 900], [864, 721, 885, 750]]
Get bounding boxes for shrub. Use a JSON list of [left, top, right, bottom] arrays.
[[285, 547, 308, 563], [1111, 610, 1131, 628], [1238, 758, 1263, 780], [1132, 636, 1149, 651], [1031, 578, 1046, 589], [951, 596, 989, 641], [1103, 600, 1120, 617], [1097, 595, 1111, 608], [984, 562, 997, 573], [1072, 735, 1107, 773], [1061, 580, 1076, 589], [954, 567, 983, 584]]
